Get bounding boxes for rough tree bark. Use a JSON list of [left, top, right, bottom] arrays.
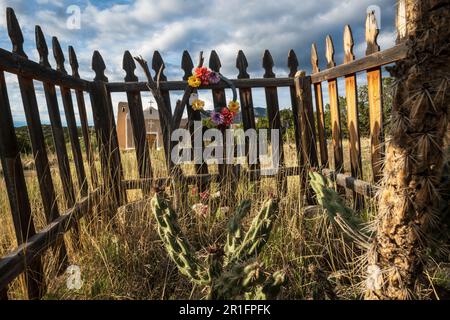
[[367, 0, 450, 300]]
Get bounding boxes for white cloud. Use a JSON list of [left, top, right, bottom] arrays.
[[0, 0, 398, 125], [36, 0, 64, 6]]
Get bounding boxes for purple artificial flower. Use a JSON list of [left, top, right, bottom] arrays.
[[211, 112, 224, 125], [209, 72, 221, 84]]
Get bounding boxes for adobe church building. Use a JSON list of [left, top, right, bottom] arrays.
[[116, 101, 188, 151]]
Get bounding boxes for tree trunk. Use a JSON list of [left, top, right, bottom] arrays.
[[367, 0, 450, 300]]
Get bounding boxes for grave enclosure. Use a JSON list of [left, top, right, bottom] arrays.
[[0, 7, 407, 299]]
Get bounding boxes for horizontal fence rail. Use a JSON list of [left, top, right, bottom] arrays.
[[0, 48, 90, 90], [106, 78, 295, 92], [310, 43, 407, 84], [0, 6, 406, 299], [0, 190, 100, 291], [123, 168, 374, 197]]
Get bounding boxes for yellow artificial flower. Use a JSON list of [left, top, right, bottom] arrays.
[[191, 99, 205, 111], [188, 75, 201, 88], [228, 100, 240, 113]]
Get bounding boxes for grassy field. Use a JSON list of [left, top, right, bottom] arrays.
[[0, 137, 445, 299]]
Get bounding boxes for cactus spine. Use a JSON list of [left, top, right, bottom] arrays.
[[225, 199, 279, 266], [151, 193, 285, 299], [151, 195, 210, 286], [309, 171, 370, 248], [309, 171, 354, 222]]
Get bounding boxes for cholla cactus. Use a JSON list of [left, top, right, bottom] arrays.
[[224, 200, 251, 259], [151, 193, 285, 299], [151, 195, 210, 286], [224, 199, 278, 266], [309, 172, 354, 223], [309, 171, 370, 249]]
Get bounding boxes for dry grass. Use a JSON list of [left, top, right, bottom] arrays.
[[0, 138, 446, 300]]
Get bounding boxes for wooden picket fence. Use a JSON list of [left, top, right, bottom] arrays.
[[0, 7, 407, 299]]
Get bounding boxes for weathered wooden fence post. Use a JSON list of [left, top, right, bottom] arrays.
[[343, 25, 364, 209], [209, 50, 237, 205], [152, 51, 174, 173], [123, 50, 153, 195], [236, 50, 260, 190], [152, 51, 189, 209], [288, 50, 302, 159], [182, 51, 209, 192], [294, 71, 318, 204], [53, 37, 88, 198], [311, 44, 329, 167], [69, 46, 99, 189], [365, 11, 384, 183], [89, 51, 127, 213], [263, 50, 287, 195], [325, 35, 344, 173], [287, 49, 307, 196]]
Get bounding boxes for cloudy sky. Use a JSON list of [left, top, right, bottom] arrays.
[[0, 0, 398, 126]]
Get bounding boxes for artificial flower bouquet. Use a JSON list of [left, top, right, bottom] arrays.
[[187, 66, 240, 128]]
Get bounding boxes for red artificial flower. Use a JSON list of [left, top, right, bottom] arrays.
[[221, 108, 235, 126], [194, 67, 211, 85]]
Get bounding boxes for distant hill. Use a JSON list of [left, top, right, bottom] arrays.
[[233, 107, 266, 123], [14, 120, 28, 127], [253, 107, 267, 117], [14, 125, 89, 155]]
